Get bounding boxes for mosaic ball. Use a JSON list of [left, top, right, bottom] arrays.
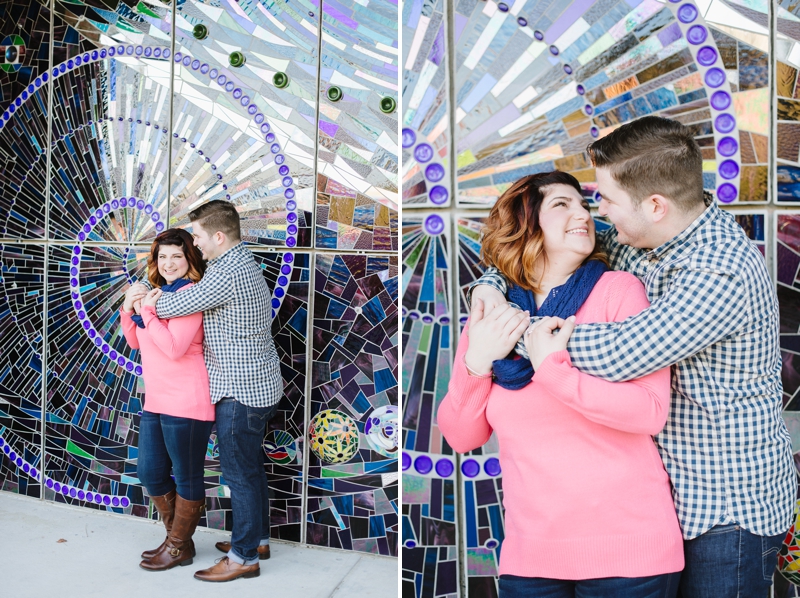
[[309, 409, 359, 464], [363, 405, 399, 458], [263, 429, 297, 465]]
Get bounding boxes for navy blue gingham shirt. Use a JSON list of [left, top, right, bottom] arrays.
[[155, 243, 283, 408], [471, 203, 796, 539]]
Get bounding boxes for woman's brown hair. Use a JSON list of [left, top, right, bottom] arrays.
[[147, 228, 206, 288], [480, 171, 608, 293]]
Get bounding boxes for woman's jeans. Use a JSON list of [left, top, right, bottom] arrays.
[[215, 398, 278, 565], [137, 410, 213, 501], [499, 572, 681, 598]]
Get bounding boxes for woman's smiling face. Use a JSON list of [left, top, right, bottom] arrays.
[[537, 183, 596, 265]]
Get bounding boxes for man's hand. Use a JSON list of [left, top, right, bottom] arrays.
[[123, 282, 149, 312], [524, 316, 576, 370], [142, 288, 163, 309], [464, 298, 530, 375], [470, 284, 507, 314]]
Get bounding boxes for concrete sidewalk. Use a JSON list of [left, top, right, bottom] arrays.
[[0, 492, 397, 598]]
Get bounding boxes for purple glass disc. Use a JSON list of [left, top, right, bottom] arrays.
[[714, 113, 736, 133], [424, 214, 445, 235], [717, 136, 738, 157], [716, 183, 737, 203], [425, 163, 445, 182], [710, 90, 731, 111], [461, 459, 480, 478], [584, 104, 593, 115], [429, 185, 449, 205], [576, 84, 585, 95], [401, 452, 411, 470], [677, 4, 698, 23], [696, 46, 718, 67], [435, 458, 454, 477], [718, 159, 739, 180], [414, 455, 433, 475], [484, 457, 501, 476], [704, 68, 725, 88], [686, 25, 707, 45], [414, 143, 434, 163], [402, 128, 416, 148]]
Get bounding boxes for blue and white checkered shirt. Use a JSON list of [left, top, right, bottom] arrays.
[[155, 243, 283, 408], [472, 203, 796, 539]]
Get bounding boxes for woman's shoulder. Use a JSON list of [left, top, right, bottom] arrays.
[[598, 269, 642, 290]]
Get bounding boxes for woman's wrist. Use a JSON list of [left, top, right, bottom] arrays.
[[463, 354, 492, 378]]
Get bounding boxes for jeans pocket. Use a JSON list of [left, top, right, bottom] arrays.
[[762, 534, 783, 583], [246, 408, 269, 433]]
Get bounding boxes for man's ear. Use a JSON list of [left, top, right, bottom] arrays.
[[213, 230, 226, 245], [647, 194, 669, 223]]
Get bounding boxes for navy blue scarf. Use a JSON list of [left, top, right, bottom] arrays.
[[492, 260, 608, 390], [130, 278, 193, 328]]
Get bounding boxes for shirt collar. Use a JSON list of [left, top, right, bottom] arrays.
[[646, 201, 719, 259], [208, 241, 243, 266]]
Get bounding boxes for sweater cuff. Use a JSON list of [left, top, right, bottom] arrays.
[[534, 350, 578, 400], [140, 305, 157, 324], [448, 366, 493, 409], [120, 307, 134, 317]]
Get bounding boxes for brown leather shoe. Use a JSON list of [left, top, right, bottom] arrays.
[[194, 557, 260, 582], [140, 496, 205, 571], [141, 489, 177, 560], [214, 541, 270, 560]]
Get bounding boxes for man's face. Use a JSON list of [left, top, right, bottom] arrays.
[[595, 167, 652, 248], [190, 222, 217, 260]]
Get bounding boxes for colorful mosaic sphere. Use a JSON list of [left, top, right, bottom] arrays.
[[778, 500, 800, 583], [364, 405, 398, 458], [309, 409, 359, 464], [263, 430, 297, 465]]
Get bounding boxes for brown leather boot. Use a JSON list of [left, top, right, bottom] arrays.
[[140, 496, 205, 571], [141, 489, 176, 559]]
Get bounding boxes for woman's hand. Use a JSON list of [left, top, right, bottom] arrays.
[[123, 283, 148, 312], [464, 298, 530, 375], [132, 299, 142, 315], [524, 316, 576, 371], [470, 285, 507, 314], [142, 288, 162, 309]]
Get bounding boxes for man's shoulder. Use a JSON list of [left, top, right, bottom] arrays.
[[688, 213, 761, 273]]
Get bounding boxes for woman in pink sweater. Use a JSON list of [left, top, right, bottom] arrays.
[[438, 171, 683, 597], [120, 228, 213, 572]]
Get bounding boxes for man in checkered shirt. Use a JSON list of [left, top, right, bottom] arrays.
[[470, 117, 796, 597], [134, 200, 283, 582]]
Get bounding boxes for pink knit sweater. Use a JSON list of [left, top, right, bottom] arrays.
[[120, 285, 214, 421], [438, 271, 684, 579]]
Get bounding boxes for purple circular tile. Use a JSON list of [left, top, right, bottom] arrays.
[[425, 163, 445, 182], [498, 2, 509, 12], [718, 159, 739, 180], [429, 185, 449, 205], [687, 25, 707, 45], [461, 459, 480, 478], [704, 67, 725, 88], [563, 64, 573, 75], [714, 113, 736, 133], [414, 455, 433, 474], [534, 30, 544, 41], [710, 90, 731, 111], [405, 540, 417, 548], [414, 143, 434, 163], [576, 84, 585, 95], [696, 46, 718, 67], [716, 183, 737, 203], [549, 45, 559, 56], [484, 457, 501, 476], [424, 214, 445, 236], [121, 497, 130, 507], [486, 539, 498, 549], [717, 136, 738, 157], [517, 17, 528, 27], [677, 3, 698, 23], [402, 128, 416, 148], [584, 104, 593, 115], [434, 458, 454, 477]]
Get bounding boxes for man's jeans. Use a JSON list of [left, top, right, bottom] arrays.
[[679, 524, 785, 598], [216, 398, 278, 565], [499, 572, 681, 598], [137, 411, 213, 501]]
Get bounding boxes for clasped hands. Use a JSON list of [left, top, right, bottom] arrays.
[[465, 286, 576, 375], [122, 283, 162, 314]]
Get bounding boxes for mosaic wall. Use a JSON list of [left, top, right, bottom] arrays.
[[401, 1, 798, 596], [0, 0, 398, 559]]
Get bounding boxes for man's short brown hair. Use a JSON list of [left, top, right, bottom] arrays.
[[189, 200, 241, 241], [587, 116, 704, 212]]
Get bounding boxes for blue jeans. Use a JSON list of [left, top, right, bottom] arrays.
[[137, 411, 214, 501], [216, 398, 278, 564], [499, 573, 681, 598], [679, 524, 785, 598]]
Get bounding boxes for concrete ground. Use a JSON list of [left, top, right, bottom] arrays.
[[0, 492, 398, 598]]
